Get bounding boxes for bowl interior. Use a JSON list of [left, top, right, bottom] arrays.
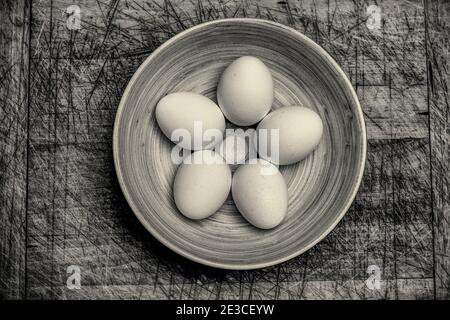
[[114, 19, 366, 269]]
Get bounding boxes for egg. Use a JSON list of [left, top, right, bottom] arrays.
[[156, 92, 225, 150], [173, 150, 232, 220], [255, 106, 323, 165], [217, 56, 273, 126], [232, 159, 288, 229], [217, 132, 248, 165]]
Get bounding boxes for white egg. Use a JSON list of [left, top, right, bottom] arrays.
[[217, 133, 248, 165], [255, 106, 323, 165], [173, 150, 232, 220], [156, 92, 225, 150], [232, 159, 288, 229], [217, 56, 273, 126]]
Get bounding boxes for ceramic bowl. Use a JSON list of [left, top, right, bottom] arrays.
[[113, 18, 366, 270]]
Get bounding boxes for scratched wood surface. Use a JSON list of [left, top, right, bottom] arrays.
[[0, 0, 448, 299], [0, 0, 29, 299], [425, 0, 450, 299]]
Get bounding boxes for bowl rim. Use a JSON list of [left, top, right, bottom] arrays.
[[113, 18, 367, 270]]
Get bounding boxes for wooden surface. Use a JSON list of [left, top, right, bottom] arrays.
[[0, 0, 29, 299], [0, 0, 448, 299]]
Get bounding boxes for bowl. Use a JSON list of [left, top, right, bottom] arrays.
[[113, 18, 366, 270]]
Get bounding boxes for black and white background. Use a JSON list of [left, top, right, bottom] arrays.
[[0, 0, 448, 300]]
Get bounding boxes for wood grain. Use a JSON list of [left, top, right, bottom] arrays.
[[0, 0, 30, 299], [0, 0, 444, 299], [425, 0, 450, 299]]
